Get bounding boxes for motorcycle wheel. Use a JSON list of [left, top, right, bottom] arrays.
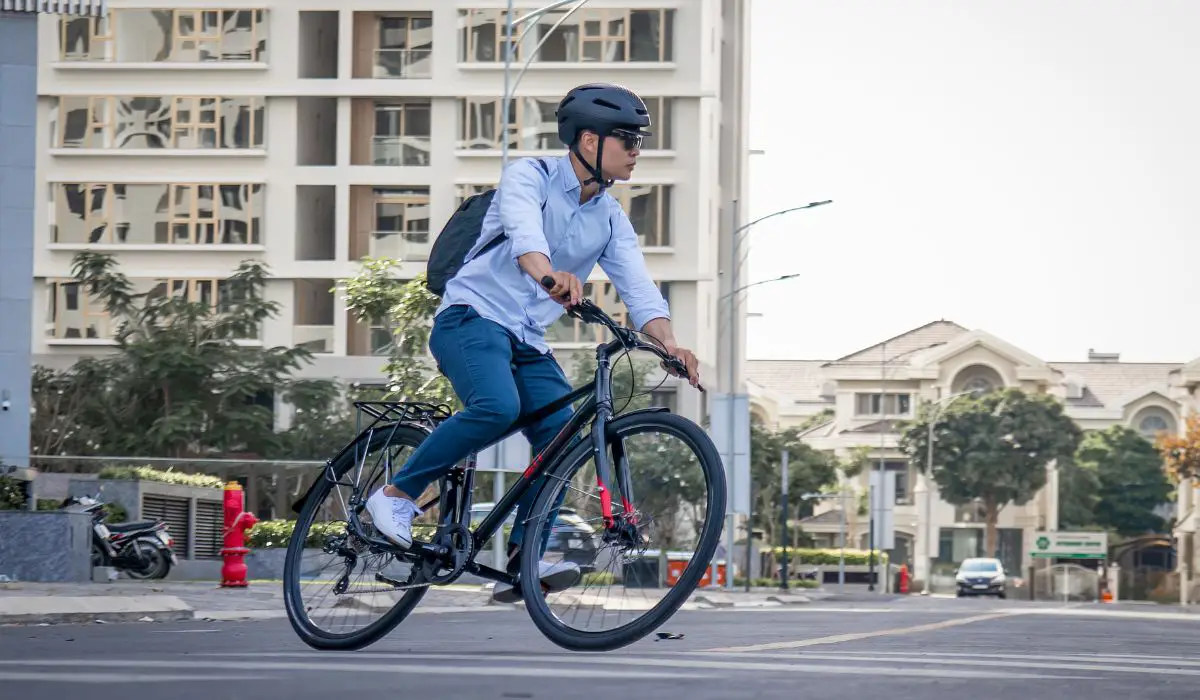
[[123, 541, 166, 580]]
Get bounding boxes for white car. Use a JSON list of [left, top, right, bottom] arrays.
[[955, 557, 1007, 598]]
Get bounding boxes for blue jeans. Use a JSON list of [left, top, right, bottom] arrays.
[[390, 304, 574, 561]]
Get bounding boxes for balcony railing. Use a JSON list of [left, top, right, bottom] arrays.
[[294, 325, 334, 354], [369, 230, 431, 261], [371, 135, 431, 166], [374, 48, 432, 79]]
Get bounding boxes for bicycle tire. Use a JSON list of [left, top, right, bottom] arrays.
[[520, 410, 727, 651], [283, 425, 431, 651]]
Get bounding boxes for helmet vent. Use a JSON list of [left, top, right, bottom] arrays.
[[593, 98, 622, 111]]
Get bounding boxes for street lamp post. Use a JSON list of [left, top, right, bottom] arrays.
[[501, 0, 591, 169], [920, 390, 972, 595], [717, 199, 831, 589], [800, 489, 852, 593]]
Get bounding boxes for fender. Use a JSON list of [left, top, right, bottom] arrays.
[[290, 423, 437, 515]]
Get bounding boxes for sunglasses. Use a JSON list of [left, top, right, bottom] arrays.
[[609, 129, 646, 151]]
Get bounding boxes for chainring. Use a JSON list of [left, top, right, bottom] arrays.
[[419, 523, 475, 585]]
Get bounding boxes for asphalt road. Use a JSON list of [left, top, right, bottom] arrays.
[[3, 596, 1200, 699]]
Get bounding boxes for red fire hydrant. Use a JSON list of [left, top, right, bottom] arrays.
[[899, 564, 910, 594], [220, 481, 258, 588]]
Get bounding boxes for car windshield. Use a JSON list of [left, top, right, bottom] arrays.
[[961, 560, 1000, 572]]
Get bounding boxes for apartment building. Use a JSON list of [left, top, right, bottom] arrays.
[[31, 0, 752, 431]]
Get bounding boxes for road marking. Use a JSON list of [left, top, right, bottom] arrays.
[[0, 658, 696, 681], [0, 671, 266, 683], [686, 650, 1200, 678], [192, 650, 1082, 681], [701, 610, 1021, 652], [775, 649, 1200, 667]]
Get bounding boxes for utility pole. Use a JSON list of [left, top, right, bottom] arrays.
[[780, 448, 789, 591]]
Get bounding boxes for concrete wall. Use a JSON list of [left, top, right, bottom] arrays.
[[0, 510, 92, 582], [0, 13, 37, 467]]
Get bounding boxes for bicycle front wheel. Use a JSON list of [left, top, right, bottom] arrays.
[[520, 410, 727, 651]]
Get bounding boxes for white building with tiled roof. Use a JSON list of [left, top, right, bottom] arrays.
[[745, 320, 1199, 600]]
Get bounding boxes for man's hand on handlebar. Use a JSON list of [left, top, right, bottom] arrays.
[[661, 344, 701, 389], [539, 271, 582, 308]]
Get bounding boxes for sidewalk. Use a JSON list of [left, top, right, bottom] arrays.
[[0, 580, 821, 625]]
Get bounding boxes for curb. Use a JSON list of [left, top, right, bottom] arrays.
[[0, 595, 194, 626]]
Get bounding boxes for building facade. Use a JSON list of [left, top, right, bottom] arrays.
[[746, 321, 1200, 598], [30, 0, 751, 438]]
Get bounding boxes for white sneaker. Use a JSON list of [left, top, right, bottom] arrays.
[[364, 488, 421, 549], [492, 560, 582, 603]]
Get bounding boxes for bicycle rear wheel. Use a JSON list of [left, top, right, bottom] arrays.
[[283, 425, 432, 651], [520, 410, 726, 651]]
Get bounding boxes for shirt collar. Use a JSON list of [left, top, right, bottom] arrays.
[[554, 154, 581, 194]]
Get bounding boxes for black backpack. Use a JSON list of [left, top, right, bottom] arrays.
[[425, 158, 551, 296]]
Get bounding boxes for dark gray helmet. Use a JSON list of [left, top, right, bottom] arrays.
[[555, 83, 651, 190], [555, 82, 652, 147]]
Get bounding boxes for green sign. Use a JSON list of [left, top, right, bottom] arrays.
[[1031, 531, 1107, 559]]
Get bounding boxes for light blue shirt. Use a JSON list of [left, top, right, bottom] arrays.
[[437, 154, 671, 354]]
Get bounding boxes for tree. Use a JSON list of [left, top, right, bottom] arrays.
[[898, 387, 1082, 558], [340, 259, 459, 409], [748, 418, 839, 547], [1055, 455, 1100, 530], [1075, 425, 1172, 535], [1157, 413, 1200, 483], [32, 252, 326, 459]]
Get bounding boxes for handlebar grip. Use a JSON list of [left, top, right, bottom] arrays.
[[540, 275, 555, 290]]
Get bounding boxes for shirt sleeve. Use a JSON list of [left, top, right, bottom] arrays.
[[497, 158, 551, 266], [597, 204, 671, 331]]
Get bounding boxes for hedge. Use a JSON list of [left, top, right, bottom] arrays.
[[97, 465, 224, 489], [763, 547, 890, 566], [245, 519, 441, 549]]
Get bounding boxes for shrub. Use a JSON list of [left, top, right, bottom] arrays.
[[0, 476, 27, 510], [97, 465, 224, 489], [245, 519, 439, 549], [763, 547, 890, 567]]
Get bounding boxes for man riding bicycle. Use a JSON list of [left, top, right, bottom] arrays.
[[366, 82, 700, 603]]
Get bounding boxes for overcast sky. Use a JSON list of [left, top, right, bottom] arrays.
[[742, 0, 1199, 364]]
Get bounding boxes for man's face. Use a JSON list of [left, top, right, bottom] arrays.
[[578, 129, 644, 181]]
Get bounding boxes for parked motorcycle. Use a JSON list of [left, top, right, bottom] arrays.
[[62, 495, 177, 580]]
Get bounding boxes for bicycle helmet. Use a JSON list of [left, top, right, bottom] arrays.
[[555, 83, 652, 190]]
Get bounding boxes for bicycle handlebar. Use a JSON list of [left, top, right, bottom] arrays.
[[539, 276, 702, 391]]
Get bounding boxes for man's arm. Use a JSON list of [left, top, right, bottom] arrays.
[[498, 159, 582, 305], [598, 209, 700, 386]]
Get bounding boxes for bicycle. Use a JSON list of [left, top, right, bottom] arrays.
[[282, 276, 727, 652]]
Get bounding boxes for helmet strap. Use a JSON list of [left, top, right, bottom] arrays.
[[571, 136, 615, 192]]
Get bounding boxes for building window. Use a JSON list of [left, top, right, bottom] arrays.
[[609, 185, 672, 247], [147, 278, 257, 339], [458, 8, 674, 63], [371, 187, 431, 261], [60, 9, 268, 63], [455, 183, 494, 208], [854, 393, 912, 416], [458, 97, 559, 151], [548, 282, 669, 344], [457, 96, 672, 152], [373, 102, 431, 165], [51, 183, 264, 246], [54, 96, 265, 150], [46, 280, 110, 340], [375, 14, 433, 78], [1134, 408, 1175, 441]]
